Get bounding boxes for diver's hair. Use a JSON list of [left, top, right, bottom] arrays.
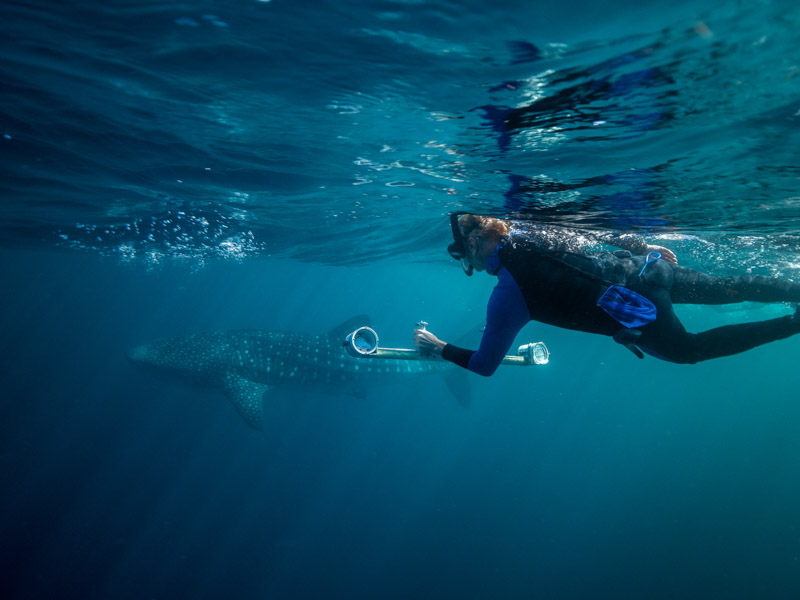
[[459, 214, 509, 242]]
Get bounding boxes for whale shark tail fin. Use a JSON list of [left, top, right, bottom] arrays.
[[222, 373, 269, 430]]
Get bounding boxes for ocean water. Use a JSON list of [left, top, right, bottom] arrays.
[[2, 1, 800, 599]]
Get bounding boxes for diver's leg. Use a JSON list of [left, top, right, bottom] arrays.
[[635, 289, 695, 362], [640, 306, 800, 364], [669, 265, 800, 304], [635, 283, 800, 362], [685, 312, 800, 362]]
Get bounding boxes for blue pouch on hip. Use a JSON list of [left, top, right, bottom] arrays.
[[597, 285, 657, 328]]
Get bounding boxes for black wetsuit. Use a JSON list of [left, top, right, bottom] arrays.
[[443, 229, 800, 374]]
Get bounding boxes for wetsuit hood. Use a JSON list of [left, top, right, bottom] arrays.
[[486, 243, 503, 276]]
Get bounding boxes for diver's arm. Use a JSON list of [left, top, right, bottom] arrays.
[[531, 224, 649, 254], [434, 268, 529, 377], [533, 225, 676, 263], [645, 244, 677, 263], [597, 232, 677, 263], [596, 232, 649, 255]]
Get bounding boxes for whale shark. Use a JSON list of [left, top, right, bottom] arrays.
[[128, 315, 464, 430]]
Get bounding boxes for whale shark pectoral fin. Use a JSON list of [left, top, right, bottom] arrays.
[[222, 373, 269, 430]]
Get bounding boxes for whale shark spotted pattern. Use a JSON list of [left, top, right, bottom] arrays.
[[128, 315, 461, 429]]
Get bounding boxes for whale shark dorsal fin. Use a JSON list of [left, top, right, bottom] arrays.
[[327, 314, 372, 339], [222, 373, 268, 430]]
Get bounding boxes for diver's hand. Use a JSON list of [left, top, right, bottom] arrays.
[[414, 328, 446, 356], [646, 244, 677, 264]]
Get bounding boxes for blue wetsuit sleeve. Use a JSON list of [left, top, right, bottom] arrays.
[[441, 267, 530, 376]]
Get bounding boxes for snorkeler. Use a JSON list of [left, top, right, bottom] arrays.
[[414, 213, 800, 375]]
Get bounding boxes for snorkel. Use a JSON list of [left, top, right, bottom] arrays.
[[448, 213, 473, 276]]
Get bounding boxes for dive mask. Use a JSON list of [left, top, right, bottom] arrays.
[[448, 213, 473, 276]]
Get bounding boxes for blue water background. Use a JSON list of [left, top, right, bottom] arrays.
[[3, 0, 800, 598], [4, 249, 800, 599]]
